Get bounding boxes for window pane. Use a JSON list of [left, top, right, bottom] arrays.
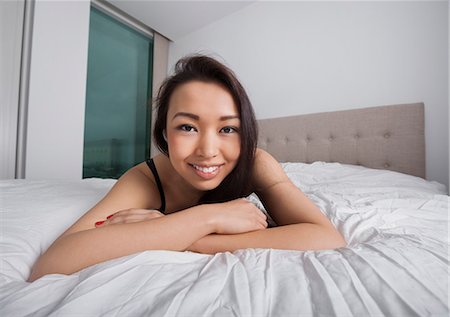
[[83, 7, 153, 179]]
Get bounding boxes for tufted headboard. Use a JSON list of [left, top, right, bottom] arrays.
[[257, 102, 425, 178]]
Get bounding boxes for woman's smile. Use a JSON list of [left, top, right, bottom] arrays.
[[189, 163, 224, 179]]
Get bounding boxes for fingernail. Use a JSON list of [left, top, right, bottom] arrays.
[[95, 221, 105, 226], [106, 214, 114, 219]]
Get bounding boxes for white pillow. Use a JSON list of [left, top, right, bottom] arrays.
[[0, 179, 115, 281]]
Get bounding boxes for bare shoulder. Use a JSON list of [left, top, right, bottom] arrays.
[[108, 161, 159, 202], [252, 148, 289, 193], [60, 161, 161, 237], [252, 150, 329, 227]]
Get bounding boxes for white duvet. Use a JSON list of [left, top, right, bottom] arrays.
[[0, 162, 448, 316]]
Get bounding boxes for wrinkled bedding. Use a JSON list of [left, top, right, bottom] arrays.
[[0, 162, 448, 316]]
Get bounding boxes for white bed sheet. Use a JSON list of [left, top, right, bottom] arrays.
[[0, 162, 448, 316]]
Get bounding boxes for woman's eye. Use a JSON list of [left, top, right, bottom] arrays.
[[179, 124, 196, 132], [220, 126, 238, 134]]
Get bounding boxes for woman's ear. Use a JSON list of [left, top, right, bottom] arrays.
[[163, 130, 168, 142]]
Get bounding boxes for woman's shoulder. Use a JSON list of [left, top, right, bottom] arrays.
[[111, 155, 169, 206], [255, 148, 274, 161], [133, 154, 164, 181], [254, 148, 284, 171], [113, 160, 159, 195], [252, 148, 289, 192], [58, 158, 163, 238]]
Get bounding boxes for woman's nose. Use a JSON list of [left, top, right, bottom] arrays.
[[196, 132, 218, 158]]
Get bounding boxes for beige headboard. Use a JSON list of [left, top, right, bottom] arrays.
[[257, 103, 425, 178]]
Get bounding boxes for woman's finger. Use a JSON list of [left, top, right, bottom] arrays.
[[106, 208, 161, 219], [99, 211, 163, 226], [95, 209, 163, 228]]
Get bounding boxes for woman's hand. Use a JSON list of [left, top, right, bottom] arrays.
[[94, 209, 165, 227], [210, 198, 268, 234]]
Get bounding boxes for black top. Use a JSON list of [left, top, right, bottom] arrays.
[[146, 158, 166, 212]]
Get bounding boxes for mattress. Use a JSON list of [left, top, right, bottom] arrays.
[[0, 162, 448, 316]]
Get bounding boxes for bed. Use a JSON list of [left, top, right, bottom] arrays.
[[1, 102, 448, 316]]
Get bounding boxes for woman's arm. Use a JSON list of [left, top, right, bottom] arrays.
[[189, 216, 346, 254], [28, 165, 267, 282], [188, 223, 345, 254], [28, 205, 214, 282], [189, 149, 346, 253]]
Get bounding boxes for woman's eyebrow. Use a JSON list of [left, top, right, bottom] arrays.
[[172, 112, 199, 121], [172, 112, 240, 121], [220, 115, 240, 121]]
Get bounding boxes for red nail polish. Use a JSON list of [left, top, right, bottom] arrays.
[[106, 214, 114, 219], [95, 221, 105, 226]]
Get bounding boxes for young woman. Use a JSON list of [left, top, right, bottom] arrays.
[[28, 55, 345, 282]]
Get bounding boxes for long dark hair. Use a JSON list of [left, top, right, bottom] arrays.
[[153, 54, 258, 203]]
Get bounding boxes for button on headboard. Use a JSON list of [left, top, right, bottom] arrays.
[[257, 103, 425, 178]]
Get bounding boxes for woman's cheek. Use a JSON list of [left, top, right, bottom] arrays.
[[168, 134, 194, 157], [224, 138, 241, 161]]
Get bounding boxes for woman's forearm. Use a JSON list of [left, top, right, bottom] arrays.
[[28, 206, 214, 282], [189, 223, 346, 254]]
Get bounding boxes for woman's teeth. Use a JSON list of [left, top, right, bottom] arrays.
[[193, 165, 219, 173]]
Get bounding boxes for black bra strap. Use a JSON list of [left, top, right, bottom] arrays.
[[146, 158, 166, 212]]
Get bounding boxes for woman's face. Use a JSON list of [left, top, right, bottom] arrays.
[[166, 81, 241, 192]]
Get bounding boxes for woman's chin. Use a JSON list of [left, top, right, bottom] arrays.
[[189, 179, 222, 192]]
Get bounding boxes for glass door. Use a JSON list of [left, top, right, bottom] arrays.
[[83, 7, 153, 179]]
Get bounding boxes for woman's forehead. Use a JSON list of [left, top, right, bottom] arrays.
[[168, 81, 239, 118]]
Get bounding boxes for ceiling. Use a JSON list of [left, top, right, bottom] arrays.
[[108, 0, 257, 41]]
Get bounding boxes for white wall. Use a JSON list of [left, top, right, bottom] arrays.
[[0, 0, 24, 179], [169, 1, 449, 189], [26, 0, 90, 179]]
